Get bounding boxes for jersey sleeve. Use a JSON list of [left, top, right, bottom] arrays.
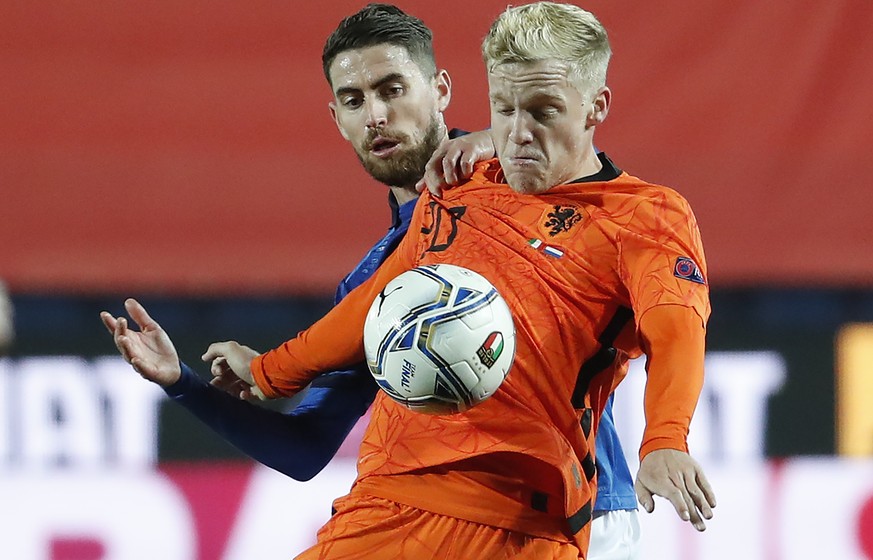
[[617, 188, 710, 326], [617, 188, 710, 458], [636, 305, 706, 458], [250, 209, 420, 399], [165, 362, 375, 480]]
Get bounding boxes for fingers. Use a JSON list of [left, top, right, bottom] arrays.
[[675, 463, 715, 531], [440, 144, 486, 187], [125, 298, 159, 331], [634, 468, 715, 531], [102, 299, 158, 342], [417, 145, 448, 196], [634, 478, 655, 513], [209, 372, 235, 391], [202, 341, 258, 388], [416, 130, 495, 194], [698, 470, 718, 509], [441, 149, 461, 186], [99, 311, 117, 335], [114, 329, 139, 367], [687, 481, 713, 521], [417, 142, 473, 197], [458, 150, 476, 179], [657, 476, 707, 530], [202, 341, 233, 363], [209, 373, 256, 401], [637, 450, 715, 532], [688, 469, 716, 527], [209, 356, 227, 377], [236, 383, 267, 402], [210, 374, 248, 394], [659, 477, 692, 523], [674, 477, 707, 531]]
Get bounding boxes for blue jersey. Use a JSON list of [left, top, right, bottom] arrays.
[[593, 395, 636, 510], [164, 133, 635, 511]]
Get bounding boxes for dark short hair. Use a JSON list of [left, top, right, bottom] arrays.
[[322, 4, 436, 85]]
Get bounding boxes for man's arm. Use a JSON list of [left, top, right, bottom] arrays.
[[634, 304, 715, 530], [203, 218, 419, 399], [101, 299, 377, 480], [167, 363, 376, 480], [617, 189, 715, 530]]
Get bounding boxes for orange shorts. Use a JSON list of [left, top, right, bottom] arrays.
[[296, 493, 583, 560]]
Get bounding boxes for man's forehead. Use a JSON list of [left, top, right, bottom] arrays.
[[489, 60, 572, 86], [488, 61, 577, 99], [329, 44, 423, 89]]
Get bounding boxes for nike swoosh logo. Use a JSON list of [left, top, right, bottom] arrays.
[[377, 285, 402, 314]]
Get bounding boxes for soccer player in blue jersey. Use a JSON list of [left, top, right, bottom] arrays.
[[103, 4, 640, 557]]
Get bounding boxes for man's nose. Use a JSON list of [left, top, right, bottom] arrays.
[[508, 113, 534, 144], [366, 98, 389, 129]]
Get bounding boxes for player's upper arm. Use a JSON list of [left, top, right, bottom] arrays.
[[617, 189, 710, 326]]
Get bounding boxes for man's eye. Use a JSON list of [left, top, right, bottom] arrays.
[[342, 97, 362, 108], [385, 86, 404, 97], [497, 107, 514, 116]]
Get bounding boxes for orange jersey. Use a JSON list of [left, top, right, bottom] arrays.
[[298, 493, 583, 560], [252, 154, 709, 551]]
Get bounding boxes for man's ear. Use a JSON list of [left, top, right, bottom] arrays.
[[328, 101, 350, 141], [587, 86, 611, 127], [435, 69, 452, 113]]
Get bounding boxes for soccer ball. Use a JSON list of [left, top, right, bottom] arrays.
[[363, 264, 516, 414]]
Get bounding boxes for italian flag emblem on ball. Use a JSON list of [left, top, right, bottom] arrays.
[[476, 332, 504, 368]]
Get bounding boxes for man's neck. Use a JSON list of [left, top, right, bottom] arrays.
[[390, 185, 419, 205], [567, 145, 603, 183]]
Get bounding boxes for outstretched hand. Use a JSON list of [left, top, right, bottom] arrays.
[[202, 341, 265, 400], [635, 448, 716, 531], [100, 298, 181, 387], [416, 130, 495, 197]]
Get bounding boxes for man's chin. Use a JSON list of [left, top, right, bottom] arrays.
[[505, 170, 548, 194], [361, 158, 421, 188]]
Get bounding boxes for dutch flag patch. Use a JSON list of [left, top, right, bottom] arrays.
[[674, 257, 706, 285]]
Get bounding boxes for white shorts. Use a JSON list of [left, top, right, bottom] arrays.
[[588, 509, 641, 560]]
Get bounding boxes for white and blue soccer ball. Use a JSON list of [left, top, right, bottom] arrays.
[[363, 263, 516, 414]]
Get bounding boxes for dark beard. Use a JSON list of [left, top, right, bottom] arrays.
[[355, 118, 443, 188]]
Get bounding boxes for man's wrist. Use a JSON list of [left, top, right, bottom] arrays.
[[163, 362, 205, 397]]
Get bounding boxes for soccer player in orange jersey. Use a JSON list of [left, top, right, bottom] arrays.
[[111, 3, 716, 558]]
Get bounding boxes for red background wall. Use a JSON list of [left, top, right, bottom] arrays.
[[2, 0, 872, 294]]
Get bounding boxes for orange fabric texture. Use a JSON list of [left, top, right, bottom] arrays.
[[251, 158, 709, 555], [296, 493, 582, 560], [637, 304, 707, 459]]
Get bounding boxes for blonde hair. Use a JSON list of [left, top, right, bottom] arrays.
[[482, 2, 611, 95]]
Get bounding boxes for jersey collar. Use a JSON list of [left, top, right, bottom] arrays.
[[388, 190, 418, 228], [569, 152, 622, 184]]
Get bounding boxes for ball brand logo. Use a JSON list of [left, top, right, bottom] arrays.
[[476, 332, 505, 368], [400, 359, 416, 389], [376, 285, 402, 314]]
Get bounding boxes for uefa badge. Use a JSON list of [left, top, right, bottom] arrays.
[[673, 257, 706, 285]]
